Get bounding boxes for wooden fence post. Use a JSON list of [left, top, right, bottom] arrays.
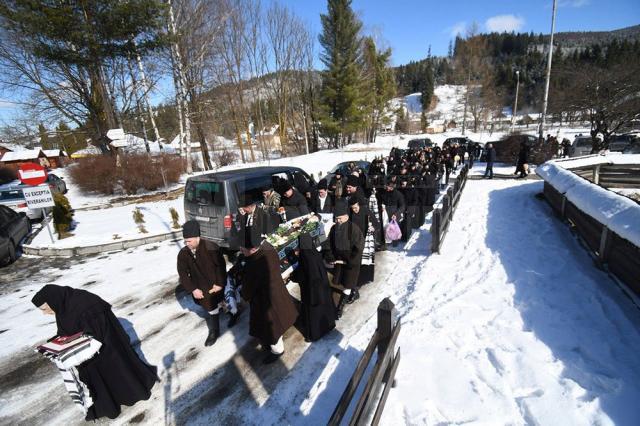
[[598, 226, 613, 265], [377, 298, 396, 358], [593, 164, 601, 185], [431, 209, 441, 253]]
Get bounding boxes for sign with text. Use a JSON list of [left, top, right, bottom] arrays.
[[22, 185, 55, 209]]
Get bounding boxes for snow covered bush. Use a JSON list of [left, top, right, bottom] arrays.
[[69, 154, 183, 195], [132, 208, 147, 233], [52, 192, 74, 238], [213, 148, 239, 168], [68, 156, 117, 194], [169, 207, 180, 229]]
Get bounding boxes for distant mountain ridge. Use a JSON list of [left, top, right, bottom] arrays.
[[544, 24, 640, 47]]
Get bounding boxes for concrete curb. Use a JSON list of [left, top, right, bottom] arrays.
[[23, 229, 183, 257]]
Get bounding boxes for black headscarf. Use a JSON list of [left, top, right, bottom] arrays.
[[32, 285, 110, 336]]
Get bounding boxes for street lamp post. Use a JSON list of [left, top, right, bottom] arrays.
[[540, 0, 558, 140], [511, 70, 520, 133]]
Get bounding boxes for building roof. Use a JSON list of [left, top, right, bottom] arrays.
[[0, 149, 45, 162]]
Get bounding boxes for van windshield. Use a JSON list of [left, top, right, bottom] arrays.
[[185, 180, 225, 206]]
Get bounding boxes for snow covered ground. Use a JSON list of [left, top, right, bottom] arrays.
[[2, 173, 640, 425], [380, 179, 640, 425]]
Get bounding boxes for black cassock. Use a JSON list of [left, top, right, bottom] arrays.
[[32, 285, 158, 421], [292, 235, 336, 341]]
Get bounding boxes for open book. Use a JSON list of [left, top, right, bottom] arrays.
[[37, 332, 89, 354]]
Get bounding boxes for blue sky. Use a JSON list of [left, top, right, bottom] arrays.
[[274, 0, 640, 65], [1, 0, 638, 126]]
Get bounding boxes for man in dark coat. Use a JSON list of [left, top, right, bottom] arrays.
[[329, 199, 364, 319], [329, 171, 345, 199], [32, 285, 158, 421], [235, 193, 280, 249], [241, 241, 299, 364], [348, 195, 379, 286], [345, 174, 366, 199], [177, 220, 227, 346], [515, 144, 529, 178], [311, 178, 334, 214], [277, 180, 310, 220], [291, 234, 336, 342], [484, 143, 497, 179]]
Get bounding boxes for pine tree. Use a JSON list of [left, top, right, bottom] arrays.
[[318, 0, 364, 148]]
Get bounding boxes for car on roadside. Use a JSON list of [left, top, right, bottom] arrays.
[[323, 161, 371, 183], [608, 134, 638, 152], [443, 137, 475, 149], [623, 141, 640, 154], [407, 138, 434, 151], [0, 205, 31, 266], [183, 166, 316, 251], [0, 173, 67, 220], [570, 136, 594, 157]]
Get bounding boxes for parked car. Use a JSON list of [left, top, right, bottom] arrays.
[[407, 138, 434, 150], [0, 174, 67, 220], [46, 173, 68, 194], [570, 136, 593, 157], [608, 134, 638, 152], [183, 166, 316, 250], [0, 205, 31, 265], [324, 161, 371, 183], [623, 141, 640, 154], [443, 137, 475, 149]]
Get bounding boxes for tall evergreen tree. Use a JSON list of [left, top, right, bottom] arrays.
[[318, 0, 363, 147]]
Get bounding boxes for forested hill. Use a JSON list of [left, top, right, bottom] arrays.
[[394, 25, 640, 111], [545, 24, 640, 47]]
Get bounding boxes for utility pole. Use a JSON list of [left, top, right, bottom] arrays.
[[539, 0, 557, 140], [511, 70, 520, 133]]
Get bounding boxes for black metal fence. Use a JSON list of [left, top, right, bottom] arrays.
[[543, 182, 640, 296], [329, 298, 401, 426], [430, 165, 469, 254]]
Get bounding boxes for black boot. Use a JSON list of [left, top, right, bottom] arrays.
[[346, 289, 360, 304], [205, 314, 220, 347], [336, 294, 348, 319]]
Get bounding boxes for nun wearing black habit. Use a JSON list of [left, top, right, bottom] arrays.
[[32, 285, 158, 421], [291, 234, 336, 341]]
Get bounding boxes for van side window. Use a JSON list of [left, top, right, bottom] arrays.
[[291, 171, 311, 192], [185, 181, 225, 206], [235, 176, 272, 204]]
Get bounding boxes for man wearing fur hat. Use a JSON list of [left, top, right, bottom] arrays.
[[345, 174, 366, 199], [277, 180, 309, 220], [329, 199, 365, 319], [235, 192, 280, 250], [177, 220, 228, 346]]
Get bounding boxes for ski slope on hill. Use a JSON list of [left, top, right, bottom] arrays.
[[380, 179, 640, 425]]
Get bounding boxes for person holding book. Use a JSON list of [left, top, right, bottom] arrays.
[[177, 220, 228, 346], [31, 285, 158, 421]]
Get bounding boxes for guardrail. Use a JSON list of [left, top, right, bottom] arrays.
[[329, 298, 401, 426], [430, 165, 469, 254], [568, 164, 640, 190], [543, 182, 640, 296]]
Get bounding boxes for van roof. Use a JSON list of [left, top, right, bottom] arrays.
[[188, 166, 304, 181]]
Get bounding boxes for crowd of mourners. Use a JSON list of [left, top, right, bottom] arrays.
[[29, 142, 475, 421]]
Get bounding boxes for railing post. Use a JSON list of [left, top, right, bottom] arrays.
[[598, 225, 613, 265], [377, 298, 396, 358], [593, 164, 601, 185], [431, 209, 441, 253]]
